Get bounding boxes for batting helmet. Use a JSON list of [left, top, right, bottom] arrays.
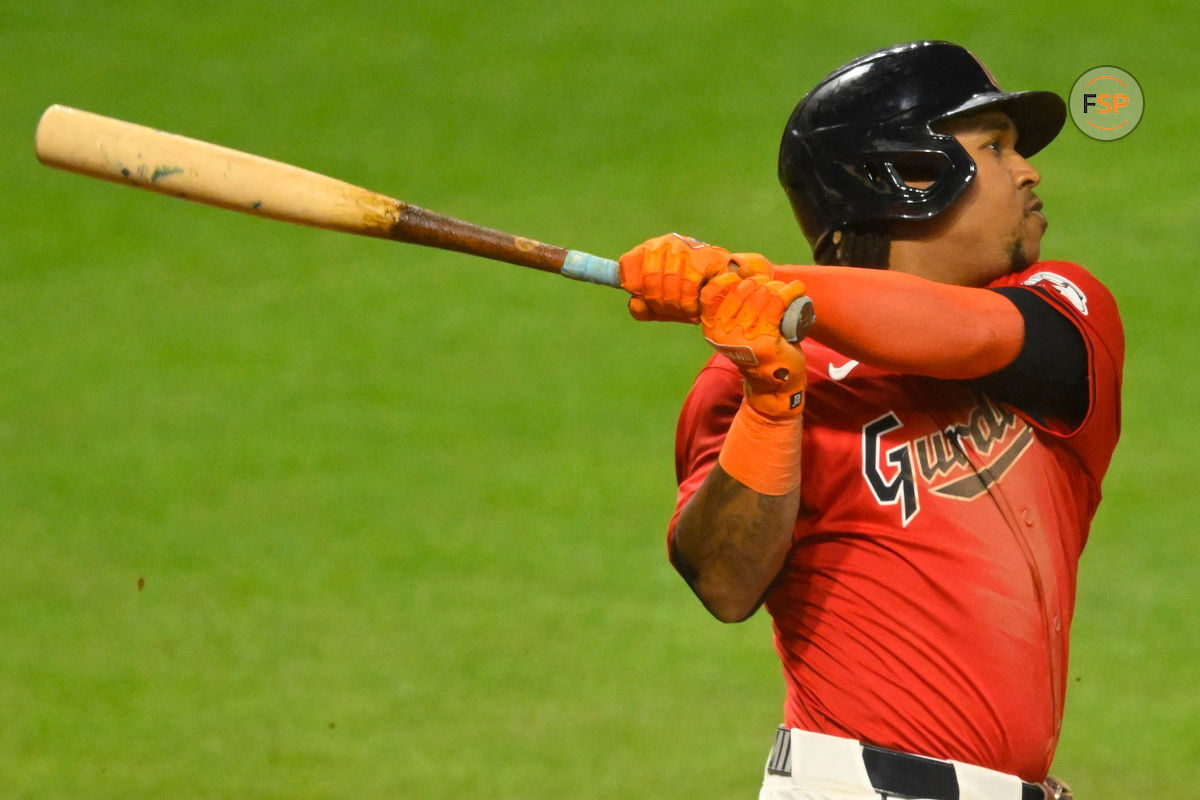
[[778, 41, 1066, 261]]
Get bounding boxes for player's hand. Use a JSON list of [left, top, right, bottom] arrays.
[[619, 233, 775, 323], [701, 273, 808, 418]]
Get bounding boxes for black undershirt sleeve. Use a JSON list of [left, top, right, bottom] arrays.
[[970, 287, 1089, 428]]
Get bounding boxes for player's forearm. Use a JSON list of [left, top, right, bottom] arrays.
[[671, 463, 799, 623], [772, 265, 1024, 378]]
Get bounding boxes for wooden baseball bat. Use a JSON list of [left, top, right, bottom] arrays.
[[34, 105, 812, 340]]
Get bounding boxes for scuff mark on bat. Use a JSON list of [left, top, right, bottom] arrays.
[[150, 165, 184, 183]]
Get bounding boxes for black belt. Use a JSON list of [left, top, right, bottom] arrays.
[[768, 727, 1047, 800]]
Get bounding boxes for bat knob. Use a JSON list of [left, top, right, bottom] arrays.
[[781, 295, 815, 343]]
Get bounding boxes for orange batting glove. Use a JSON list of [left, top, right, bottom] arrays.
[[700, 273, 808, 418], [619, 233, 775, 323]]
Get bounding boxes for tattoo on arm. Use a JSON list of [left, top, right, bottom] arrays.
[[672, 464, 800, 621]]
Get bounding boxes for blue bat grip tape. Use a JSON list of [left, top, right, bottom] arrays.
[[562, 250, 621, 288]]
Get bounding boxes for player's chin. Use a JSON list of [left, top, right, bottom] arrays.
[[1009, 237, 1040, 273], [1015, 223, 1045, 268]]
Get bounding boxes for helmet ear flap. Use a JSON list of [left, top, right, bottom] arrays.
[[859, 145, 974, 220], [783, 123, 976, 250]]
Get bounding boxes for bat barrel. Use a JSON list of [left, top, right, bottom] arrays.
[[35, 105, 575, 274], [36, 105, 408, 240]]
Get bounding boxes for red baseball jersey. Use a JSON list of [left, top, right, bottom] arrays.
[[670, 261, 1123, 782]]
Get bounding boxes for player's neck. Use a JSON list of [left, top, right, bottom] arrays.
[[887, 239, 1007, 287]]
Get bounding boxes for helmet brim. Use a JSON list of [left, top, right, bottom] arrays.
[[937, 90, 1066, 157]]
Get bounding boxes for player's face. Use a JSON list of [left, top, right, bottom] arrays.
[[890, 111, 1046, 286]]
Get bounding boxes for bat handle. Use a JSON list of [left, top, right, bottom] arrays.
[[560, 250, 814, 343], [561, 250, 621, 287]]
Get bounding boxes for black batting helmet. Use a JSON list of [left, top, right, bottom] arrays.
[[778, 41, 1066, 262]]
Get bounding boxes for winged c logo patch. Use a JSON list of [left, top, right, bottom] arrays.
[[1023, 272, 1089, 315]]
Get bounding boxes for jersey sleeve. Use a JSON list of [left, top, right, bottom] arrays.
[[669, 355, 743, 541], [992, 261, 1125, 485]]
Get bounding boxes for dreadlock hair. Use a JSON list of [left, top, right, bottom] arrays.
[[813, 224, 891, 268]]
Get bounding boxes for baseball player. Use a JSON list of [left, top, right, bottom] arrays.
[[619, 42, 1123, 800]]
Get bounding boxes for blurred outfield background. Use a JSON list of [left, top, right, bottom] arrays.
[[2, 1, 1197, 797]]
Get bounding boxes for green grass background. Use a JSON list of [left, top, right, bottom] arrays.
[[3, 1, 1197, 797]]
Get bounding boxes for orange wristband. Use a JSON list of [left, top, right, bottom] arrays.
[[718, 400, 804, 496]]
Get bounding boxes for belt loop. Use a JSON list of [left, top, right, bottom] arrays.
[[767, 726, 791, 775]]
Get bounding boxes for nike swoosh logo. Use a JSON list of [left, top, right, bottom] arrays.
[[828, 359, 859, 381]]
